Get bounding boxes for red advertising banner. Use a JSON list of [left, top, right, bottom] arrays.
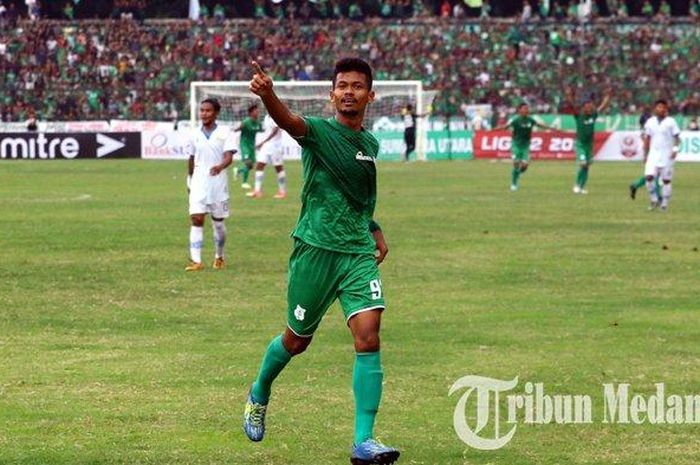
[[474, 131, 611, 160]]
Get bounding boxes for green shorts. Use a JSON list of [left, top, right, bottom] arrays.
[[241, 149, 256, 162], [512, 144, 530, 162], [576, 141, 593, 164], [286, 240, 385, 337]]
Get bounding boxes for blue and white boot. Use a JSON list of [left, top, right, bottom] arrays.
[[350, 438, 400, 464], [243, 392, 267, 442]]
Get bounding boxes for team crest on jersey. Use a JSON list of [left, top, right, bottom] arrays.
[[294, 305, 306, 321], [355, 151, 375, 163]]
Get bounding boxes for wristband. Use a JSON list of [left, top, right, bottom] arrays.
[[672, 146, 680, 153], [186, 175, 192, 189]]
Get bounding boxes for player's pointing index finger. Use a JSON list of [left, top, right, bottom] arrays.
[[251, 61, 265, 76]]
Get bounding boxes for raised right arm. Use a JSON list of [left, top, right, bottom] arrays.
[[249, 61, 307, 138]]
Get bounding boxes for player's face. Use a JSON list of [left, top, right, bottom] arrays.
[[199, 103, 217, 125], [654, 103, 668, 118], [331, 71, 375, 117], [249, 107, 260, 120], [518, 105, 529, 117], [582, 102, 594, 115]]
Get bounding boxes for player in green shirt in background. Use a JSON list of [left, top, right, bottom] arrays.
[[235, 104, 263, 190], [243, 58, 400, 465], [572, 90, 611, 194], [493, 103, 558, 191]]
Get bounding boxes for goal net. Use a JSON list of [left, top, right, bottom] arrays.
[[190, 81, 436, 161]]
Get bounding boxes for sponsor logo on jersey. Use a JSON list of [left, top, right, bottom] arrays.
[[355, 151, 375, 162]]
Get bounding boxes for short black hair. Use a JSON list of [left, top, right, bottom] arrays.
[[201, 98, 221, 113], [517, 102, 528, 109], [247, 104, 259, 114], [654, 99, 668, 106], [406, 104, 413, 111], [332, 58, 373, 90]]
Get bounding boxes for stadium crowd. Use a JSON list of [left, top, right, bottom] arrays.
[[0, 12, 699, 121], [1, 0, 698, 20]]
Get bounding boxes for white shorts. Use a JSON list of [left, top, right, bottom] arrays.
[[258, 144, 284, 166], [644, 158, 674, 180], [189, 197, 230, 219]]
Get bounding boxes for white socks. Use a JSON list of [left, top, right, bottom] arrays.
[[254, 168, 286, 194], [277, 169, 287, 193], [189, 226, 203, 263], [212, 221, 226, 259], [254, 170, 264, 193], [646, 179, 659, 204], [661, 182, 672, 208]]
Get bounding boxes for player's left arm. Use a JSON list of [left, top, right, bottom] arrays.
[[535, 121, 561, 132], [665, 118, 681, 159], [369, 220, 388, 265], [492, 119, 512, 131], [210, 149, 235, 176], [672, 133, 681, 160], [597, 89, 612, 113], [642, 134, 650, 162], [256, 127, 280, 149]]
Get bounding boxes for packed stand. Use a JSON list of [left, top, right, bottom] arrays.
[[0, 16, 699, 122]]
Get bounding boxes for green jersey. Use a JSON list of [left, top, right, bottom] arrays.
[[240, 117, 262, 156], [508, 115, 537, 147], [292, 117, 379, 254], [575, 111, 598, 146]]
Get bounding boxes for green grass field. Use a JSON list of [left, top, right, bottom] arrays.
[[1, 159, 699, 465]]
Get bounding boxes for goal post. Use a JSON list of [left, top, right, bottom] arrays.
[[190, 80, 436, 161]]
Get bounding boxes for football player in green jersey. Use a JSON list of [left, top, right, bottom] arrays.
[[243, 58, 400, 465], [234, 104, 263, 189], [493, 103, 558, 191], [572, 90, 611, 194]]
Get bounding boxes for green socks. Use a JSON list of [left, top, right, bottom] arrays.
[[241, 164, 251, 183], [576, 166, 589, 188], [353, 351, 383, 444], [511, 167, 521, 187], [250, 341, 384, 444], [632, 176, 661, 197], [251, 335, 292, 404]]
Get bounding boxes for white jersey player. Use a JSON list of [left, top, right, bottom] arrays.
[[643, 99, 681, 211], [246, 114, 287, 199], [186, 99, 236, 271]]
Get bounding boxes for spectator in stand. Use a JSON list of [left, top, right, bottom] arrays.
[[213, 3, 225, 20], [440, 0, 451, 16], [26, 109, 38, 130], [689, 116, 699, 130], [25, 0, 40, 20], [113, 0, 145, 20], [63, 1, 73, 19]]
